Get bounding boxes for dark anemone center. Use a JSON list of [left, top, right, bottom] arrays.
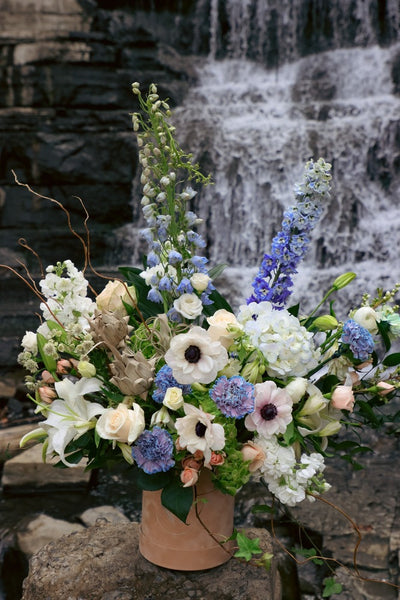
[[195, 421, 207, 437], [260, 403, 278, 421], [184, 344, 201, 363]]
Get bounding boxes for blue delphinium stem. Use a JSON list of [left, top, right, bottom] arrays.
[[248, 158, 332, 308]]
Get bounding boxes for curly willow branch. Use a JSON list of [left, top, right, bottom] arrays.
[[268, 491, 399, 592], [9, 172, 148, 329]]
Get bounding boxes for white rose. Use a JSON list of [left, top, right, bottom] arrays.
[[96, 403, 145, 444], [173, 293, 203, 319], [96, 280, 136, 317], [21, 331, 38, 354], [190, 273, 211, 292], [163, 387, 184, 411], [207, 309, 239, 349], [352, 306, 379, 334]]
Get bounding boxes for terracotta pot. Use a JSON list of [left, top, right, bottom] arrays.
[[139, 469, 235, 570]]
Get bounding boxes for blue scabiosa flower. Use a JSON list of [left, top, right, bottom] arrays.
[[340, 319, 375, 361], [152, 365, 192, 403], [210, 375, 255, 418], [132, 427, 174, 474], [248, 158, 332, 309]]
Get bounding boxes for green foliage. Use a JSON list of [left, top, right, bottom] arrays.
[[234, 532, 263, 561], [322, 577, 343, 597], [36, 332, 57, 372]]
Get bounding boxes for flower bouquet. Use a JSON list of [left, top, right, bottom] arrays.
[[15, 83, 400, 573]]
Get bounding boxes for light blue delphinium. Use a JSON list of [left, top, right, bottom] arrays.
[[248, 158, 332, 309]]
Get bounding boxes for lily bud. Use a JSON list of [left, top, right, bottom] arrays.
[[332, 272, 356, 291], [313, 315, 338, 331]]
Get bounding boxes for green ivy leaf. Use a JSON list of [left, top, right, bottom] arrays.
[[234, 532, 262, 561], [322, 577, 343, 597], [251, 504, 274, 514], [161, 480, 193, 523]]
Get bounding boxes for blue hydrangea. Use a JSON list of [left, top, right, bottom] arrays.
[[248, 158, 331, 309], [340, 319, 375, 361], [152, 365, 192, 403], [210, 375, 255, 418], [132, 427, 175, 474]]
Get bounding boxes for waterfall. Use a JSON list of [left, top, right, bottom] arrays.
[[168, 0, 400, 312]]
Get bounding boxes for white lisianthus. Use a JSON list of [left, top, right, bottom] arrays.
[[163, 387, 184, 411], [173, 293, 203, 320], [150, 406, 174, 428], [297, 383, 328, 417], [207, 309, 240, 349], [352, 306, 379, 334], [96, 402, 145, 444], [285, 377, 308, 403], [175, 403, 225, 463], [165, 326, 228, 384], [190, 273, 210, 292], [21, 331, 37, 354]]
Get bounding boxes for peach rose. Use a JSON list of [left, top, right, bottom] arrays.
[[180, 467, 199, 487], [331, 385, 355, 412], [96, 280, 136, 317], [241, 441, 266, 473], [207, 451, 225, 467]]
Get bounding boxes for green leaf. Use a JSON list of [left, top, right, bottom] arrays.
[[282, 421, 297, 446], [36, 332, 57, 372], [251, 504, 274, 514], [202, 288, 233, 316], [322, 577, 343, 597], [382, 352, 400, 367], [377, 319, 391, 351], [208, 263, 227, 280], [135, 468, 173, 491], [288, 303, 300, 317], [234, 532, 262, 561], [161, 480, 193, 523], [118, 266, 162, 319]]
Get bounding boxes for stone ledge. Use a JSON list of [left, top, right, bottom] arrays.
[[21, 522, 281, 600]]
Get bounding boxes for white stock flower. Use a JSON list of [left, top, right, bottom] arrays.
[[96, 402, 145, 444], [173, 293, 203, 320], [165, 326, 228, 384], [237, 301, 320, 378], [175, 403, 225, 463], [21, 331, 38, 354]]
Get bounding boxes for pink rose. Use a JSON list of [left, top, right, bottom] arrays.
[[241, 441, 266, 473], [377, 381, 395, 396], [331, 385, 355, 412], [180, 467, 199, 488]]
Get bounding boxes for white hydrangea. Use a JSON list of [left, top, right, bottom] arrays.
[[237, 301, 320, 378]]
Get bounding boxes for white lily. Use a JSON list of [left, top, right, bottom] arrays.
[[39, 377, 106, 467]]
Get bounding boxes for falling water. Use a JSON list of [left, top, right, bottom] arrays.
[[169, 0, 400, 312]]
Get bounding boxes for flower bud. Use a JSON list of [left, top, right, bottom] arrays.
[[38, 386, 57, 404], [377, 381, 395, 396], [77, 360, 96, 378], [180, 467, 199, 488], [298, 391, 327, 417], [313, 315, 338, 331], [332, 272, 356, 290], [319, 420, 342, 436], [285, 377, 308, 403]]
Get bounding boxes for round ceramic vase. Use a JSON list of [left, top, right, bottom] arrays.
[[139, 470, 235, 570]]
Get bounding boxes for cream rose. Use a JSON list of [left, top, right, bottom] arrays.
[[206, 309, 239, 349], [190, 273, 211, 292], [163, 386, 184, 410], [96, 403, 145, 444], [96, 280, 136, 317], [173, 293, 203, 319]]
